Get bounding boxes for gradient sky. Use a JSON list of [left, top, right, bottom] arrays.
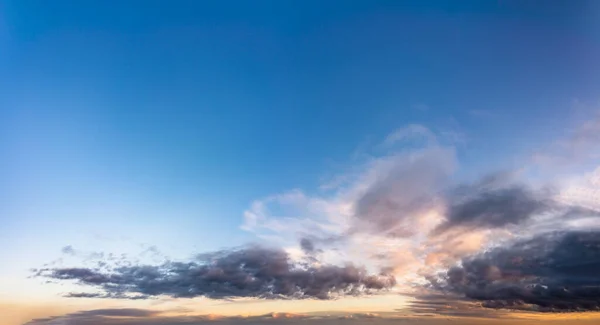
[[2, 1, 600, 325]]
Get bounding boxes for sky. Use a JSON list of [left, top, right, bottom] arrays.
[[2, 1, 600, 324]]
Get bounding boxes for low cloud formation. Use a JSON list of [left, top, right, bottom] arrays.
[[25, 309, 161, 325], [406, 293, 510, 318], [35, 246, 395, 300], [428, 230, 600, 312]]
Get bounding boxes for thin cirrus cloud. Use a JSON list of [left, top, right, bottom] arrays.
[[24, 309, 162, 325], [34, 120, 600, 315]]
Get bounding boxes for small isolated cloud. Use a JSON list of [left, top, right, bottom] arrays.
[[25, 309, 161, 325], [406, 293, 511, 318], [24, 309, 469, 325], [381, 124, 438, 148], [61, 245, 76, 256], [35, 246, 395, 300], [559, 166, 600, 212]]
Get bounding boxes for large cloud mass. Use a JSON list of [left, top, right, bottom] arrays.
[[35, 246, 395, 300], [428, 230, 600, 312], [35, 120, 600, 315]]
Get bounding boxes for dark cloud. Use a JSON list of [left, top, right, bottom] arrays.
[[36, 246, 395, 300], [25, 309, 160, 325], [300, 238, 316, 254], [406, 293, 509, 319], [435, 184, 550, 234], [76, 308, 159, 317], [428, 230, 600, 312], [353, 165, 558, 237]]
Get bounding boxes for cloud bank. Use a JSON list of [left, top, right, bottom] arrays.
[[428, 230, 600, 312], [36, 246, 395, 300], [35, 115, 600, 315]]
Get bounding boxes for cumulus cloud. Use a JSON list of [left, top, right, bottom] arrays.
[[61, 245, 76, 256], [299, 238, 317, 254], [36, 120, 600, 316], [427, 230, 600, 312], [35, 246, 395, 300], [239, 123, 600, 292]]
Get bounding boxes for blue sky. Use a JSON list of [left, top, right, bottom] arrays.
[[2, 1, 600, 324]]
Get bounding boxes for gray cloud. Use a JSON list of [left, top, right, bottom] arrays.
[[428, 230, 600, 312], [25, 309, 161, 325], [35, 246, 395, 300], [434, 184, 551, 234], [300, 238, 316, 254], [352, 148, 455, 237], [353, 165, 557, 238], [61, 245, 76, 255], [74, 308, 159, 317]]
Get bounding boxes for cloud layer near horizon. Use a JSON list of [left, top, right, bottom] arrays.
[[35, 115, 600, 314], [21, 308, 540, 325], [35, 246, 395, 300]]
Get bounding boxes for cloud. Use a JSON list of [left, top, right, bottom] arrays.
[[434, 183, 551, 235], [406, 293, 510, 318], [299, 238, 317, 254], [428, 230, 600, 312], [352, 147, 455, 237], [72, 308, 160, 317], [35, 246, 395, 300], [61, 245, 76, 256], [25, 309, 161, 325], [25, 309, 517, 325], [240, 127, 459, 288], [35, 120, 600, 317]]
